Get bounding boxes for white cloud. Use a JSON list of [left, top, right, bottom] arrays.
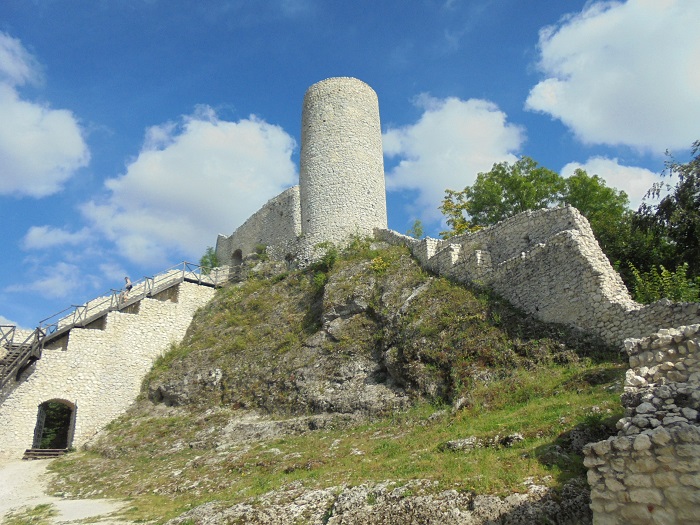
[[0, 32, 42, 87], [526, 0, 700, 153], [384, 95, 524, 221], [22, 225, 92, 250], [0, 315, 19, 326], [6, 262, 82, 299], [81, 108, 297, 266], [0, 32, 90, 198], [561, 156, 660, 210]]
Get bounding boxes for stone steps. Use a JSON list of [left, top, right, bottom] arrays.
[[22, 448, 67, 460]]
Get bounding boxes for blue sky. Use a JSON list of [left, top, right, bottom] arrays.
[[1, 0, 698, 329]]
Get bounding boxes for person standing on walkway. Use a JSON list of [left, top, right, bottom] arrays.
[[122, 276, 133, 302]]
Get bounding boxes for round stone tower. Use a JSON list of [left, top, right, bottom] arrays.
[[299, 77, 387, 251]]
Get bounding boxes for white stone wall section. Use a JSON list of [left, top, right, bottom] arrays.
[[584, 325, 700, 524], [0, 282, 215, 459], [376, 206, 700, 346], [216, 186, 302, 266]]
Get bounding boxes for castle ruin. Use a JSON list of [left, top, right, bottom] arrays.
[[1, 76, 699, 523]]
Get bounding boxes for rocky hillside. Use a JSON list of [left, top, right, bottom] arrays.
[[49, 239, 625, 524]]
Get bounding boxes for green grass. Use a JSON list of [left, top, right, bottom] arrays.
[[49, 359, 623, 523], [46, 240, 625, 523], [1, 504, 57, 525]]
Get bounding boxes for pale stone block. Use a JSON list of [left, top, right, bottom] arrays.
[[611, 436, 632, 451], [676, 444, 700, 457], [592, 510, 619, 525], [677, 473, 700, 489], [629, 457, 658, 473], [592, 439, 612, 456], [647, 508, 676, 525], [626, 474, 652, 488], [629, 488, 664, 506], [653, 470, 678, 488], [605, 477, 626, 492], [666, 485, 700, 506], [675, 425, 700, 443], [620, 503, 654, 523], [633, 434, 652, 451]]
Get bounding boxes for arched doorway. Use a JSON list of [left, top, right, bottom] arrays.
[[232, 249, 243, 266], [33, 399, 76, 449]]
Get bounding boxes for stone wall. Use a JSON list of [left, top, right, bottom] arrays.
[[376, 206, 700, 346], [583, 325, 700, 524], [216, 186, 301, 267], [217, 77, 388, 269], [298, 77, 387, 260], [0, 282, 215, 459]]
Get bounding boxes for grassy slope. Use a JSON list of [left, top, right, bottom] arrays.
[[47, 241, 625, 523]]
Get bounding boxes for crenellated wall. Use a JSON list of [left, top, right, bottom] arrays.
[[376, 206, 700, 346], [0, 282, 214, 459]]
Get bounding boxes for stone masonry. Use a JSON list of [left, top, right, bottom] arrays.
[[583, 325, 700, 524], [216, 77, 387, 269], [375, 206, 700, 347], [0, 282, 215, 458]]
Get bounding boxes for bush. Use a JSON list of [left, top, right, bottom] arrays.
[[628, 262, 700, 303]]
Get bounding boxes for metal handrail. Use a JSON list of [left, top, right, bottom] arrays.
[[37, 261, 228, 337], [1, 261, 229, 388]]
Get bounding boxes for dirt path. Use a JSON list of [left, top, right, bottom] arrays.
[[0, 459, 131, 524]]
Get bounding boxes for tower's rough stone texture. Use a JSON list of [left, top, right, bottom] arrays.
[[298, 77, 387, 259]]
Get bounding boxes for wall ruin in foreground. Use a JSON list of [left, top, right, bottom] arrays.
[[0, 282, 215, 459], [584, 325, 700, 524]]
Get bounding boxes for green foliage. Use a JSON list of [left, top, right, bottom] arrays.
[[199, 246, 219, 274], [255, 244, 269, 261], [39, 401, 72, 449], [2, 504, 58, 525], [308, 243, 338, 292], [370, 256, 390, 274], [440, 157, 563, 236], [635, 140, 700, 279], [628, 262, 700, 303], [406, 219, 424, 239]]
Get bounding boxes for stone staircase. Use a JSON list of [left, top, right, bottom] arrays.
[[0, 326, 43, 390], [0, 262, 229, 391], [22, 448, 67, 460]]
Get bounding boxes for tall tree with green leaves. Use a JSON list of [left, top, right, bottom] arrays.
[[635, 140, 700, 279], [440, 157, 563, 236]]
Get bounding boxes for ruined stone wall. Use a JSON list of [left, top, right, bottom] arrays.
[[376, 206, 700, 346], [584, 325, 700, 524], [0, 282, 214, 459], [216, 186, 301, 266]]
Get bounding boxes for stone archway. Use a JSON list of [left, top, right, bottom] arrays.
[[232, 249, 243, 266], [33, 399, 76, 449]]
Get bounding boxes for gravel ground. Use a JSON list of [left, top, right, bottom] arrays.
[[0, 458, 131, 524]]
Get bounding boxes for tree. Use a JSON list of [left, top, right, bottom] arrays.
[[635, 140, 700, 278], [406, 219, 424, 239], [440, 157, 563, 236], [439, 157, 643, 285], [199, 246, 219, 274], [560, 169, 631, 268]]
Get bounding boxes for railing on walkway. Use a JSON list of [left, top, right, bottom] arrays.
[[0, 262, 229, 389], [0, 326, 44, 389]]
